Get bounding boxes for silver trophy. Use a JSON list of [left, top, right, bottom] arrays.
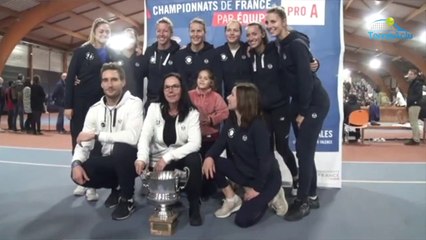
[[142, 168, 189, 235]]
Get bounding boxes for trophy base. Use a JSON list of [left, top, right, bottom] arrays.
[[149, 211, 178, 236]]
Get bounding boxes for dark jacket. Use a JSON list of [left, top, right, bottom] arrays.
[[115, 52, 144, 99], [64, 43, 114, 109], [206, 117, 279, 192], [249, 42, 289, 110], [406, 77, 424, 107], [343, 94, 361, 124], [174, 41, 216, 89], [213, 42, 251, 97], [142, 40, 180, 99], [30, 84, 46, 112], [277, 30, 328, 117], [52, 79, 65, 107]]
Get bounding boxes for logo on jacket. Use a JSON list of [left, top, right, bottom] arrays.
[[168, 60, 173, 65], [204, 58, 209, 64], [85, 52, 94, 60], [241, 55, 247, 60], [185, 56, 192, 64], [282, 53, 287, 60], [267, 64, 273, 69], [220, 53, 227, 61], [135, 62, 140, 67], [156, 120, 160, 125], [181, 125, 186, 131], [228, 128, 235, 138], [242, 135, 248, 141], [150, 55, 156, 64], [312, 113, 317, 119]]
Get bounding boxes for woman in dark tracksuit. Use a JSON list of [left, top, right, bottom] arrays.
[[64, 18, 114, 153], [266, 7, 330, 221], [213, 20, 251, 97], [246, 22, 298, 192], [173, 17, 216, 89], [202, 83, 288, 228]]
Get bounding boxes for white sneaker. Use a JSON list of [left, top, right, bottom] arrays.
[[214, 195, 242, 218], [268, 188, 288, 216], [85, 188, 99, 201], [73, 185, 87, 196]]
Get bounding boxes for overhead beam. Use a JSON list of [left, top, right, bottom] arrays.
[[94, 1, 141, 30], [344, 32, 426, 74], [404, 3, 426, 22], [0, 0, 92, 73], [344, 0, 355, 11], [23, 34, 69, 50], [40, 23, 87, 41]]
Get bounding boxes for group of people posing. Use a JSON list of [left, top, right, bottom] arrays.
[[67, 6, 330, 228]]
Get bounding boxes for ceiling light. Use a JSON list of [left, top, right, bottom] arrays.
[[418, 31, 426, 44], [369, 58, 382, 69]]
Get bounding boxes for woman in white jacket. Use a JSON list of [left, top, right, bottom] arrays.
[[135, 72, 203, 226]]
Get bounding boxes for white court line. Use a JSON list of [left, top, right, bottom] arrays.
[[343, 161, 426, 164], [343, 180, 426, 184], [1, 160, 425, 184], [0, 160, 68, 168], [0, 146, 70, 152]]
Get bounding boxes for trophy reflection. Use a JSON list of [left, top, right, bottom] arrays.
[[142, 168, 189, 236]]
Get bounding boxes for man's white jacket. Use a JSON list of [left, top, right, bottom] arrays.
[[136, 103, 201, 167], [72, 91, 143, 163]]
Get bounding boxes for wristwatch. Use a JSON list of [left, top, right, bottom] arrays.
[[71, 160, 82, 168]]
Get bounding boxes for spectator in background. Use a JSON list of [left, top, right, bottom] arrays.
[[22, 78, 32, 133], [5, 80, 15, 130], [12, 74, 25, 132], [30, 75, 46, 135], [0, 77, 5, 132], [52, 72, 67, 134], [404, 68, 424, 146]]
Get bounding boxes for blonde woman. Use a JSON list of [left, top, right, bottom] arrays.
[[64, 18, 114, 201]]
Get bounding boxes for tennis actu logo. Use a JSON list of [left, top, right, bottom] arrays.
[[367, 17, 414, 41]]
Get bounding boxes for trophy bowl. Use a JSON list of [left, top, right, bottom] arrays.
[[143, 168, 189, 221]]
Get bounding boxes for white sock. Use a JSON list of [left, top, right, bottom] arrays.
[[309, 195, 318, 200]]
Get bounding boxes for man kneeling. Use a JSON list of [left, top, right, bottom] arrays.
[[71, 62, 143, 220]]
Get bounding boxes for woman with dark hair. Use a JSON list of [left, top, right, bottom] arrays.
[[135, 72, 203, 226], [266, 7, 330, 221], [30, 75, 46, 135], [202, 83, 287, 228]]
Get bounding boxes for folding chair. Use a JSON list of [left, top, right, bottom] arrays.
[[347, 109, 370, 144]]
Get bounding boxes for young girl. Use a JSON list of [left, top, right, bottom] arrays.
[[189, 68, 229, 199]]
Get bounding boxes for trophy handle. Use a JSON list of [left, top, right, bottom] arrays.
[[175, 167, 190, 191]]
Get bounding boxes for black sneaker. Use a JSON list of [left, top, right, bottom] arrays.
[[111, 197, 135, 220], [104, 189, 120, 208], [189, 201, 202, 226], [308, 195, 320, 209], [284, 198, 310, 221], [404, 139, 420, 146]]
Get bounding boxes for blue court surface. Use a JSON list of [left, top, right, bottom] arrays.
[[0, 146, 425, 240]]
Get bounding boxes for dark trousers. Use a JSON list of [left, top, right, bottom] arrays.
[[56, 106, 65, 132], [264, 105, 298, 177], [13, 102, 24, 130], [70, 97, 99, 153], [32, 110, 42, 133], [214, 157, 281, 228], [200, 140, 217, 197], [7, 108, 14, 130], [25, 113, 33, 132], [292, 103, 329, 200], [73, 143, 138, 199], [163, 152, 202, 203], [0, 100, 5, 125]]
